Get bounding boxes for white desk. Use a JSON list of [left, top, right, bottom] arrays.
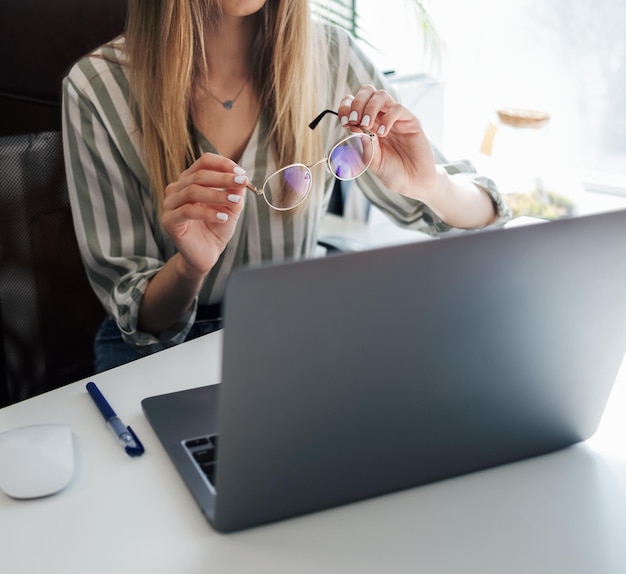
[[318, 212, 433, 251], [1, 330, 626, 574]]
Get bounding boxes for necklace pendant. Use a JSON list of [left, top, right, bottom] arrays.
[[223, 100, 234, 110]]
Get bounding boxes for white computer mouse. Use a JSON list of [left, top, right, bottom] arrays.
[[0, 423, 75, 499]]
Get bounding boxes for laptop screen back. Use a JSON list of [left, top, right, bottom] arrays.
[[211, 210, 626, 532]]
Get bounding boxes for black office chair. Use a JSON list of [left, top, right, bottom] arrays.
[[0, 0, 128, 406]]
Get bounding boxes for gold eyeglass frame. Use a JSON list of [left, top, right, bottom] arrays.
[[245, 110, 378, 211]]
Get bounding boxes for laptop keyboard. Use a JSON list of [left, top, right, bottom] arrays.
[[184, 434, 219, 490]]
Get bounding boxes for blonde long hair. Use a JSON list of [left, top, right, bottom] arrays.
[[124, 0, 325, 215]]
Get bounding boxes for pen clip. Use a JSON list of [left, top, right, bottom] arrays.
[[125, 426, 145, 457]]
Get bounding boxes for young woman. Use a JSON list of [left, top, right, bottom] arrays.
[[62, 0, 510, 372]]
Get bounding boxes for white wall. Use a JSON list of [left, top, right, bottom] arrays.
[[357, 0, 626, 179]]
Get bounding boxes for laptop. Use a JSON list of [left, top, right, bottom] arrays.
[[142, 208, 626, 533]]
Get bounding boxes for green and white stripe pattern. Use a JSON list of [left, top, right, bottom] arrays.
[[62, 24, 510, 352]]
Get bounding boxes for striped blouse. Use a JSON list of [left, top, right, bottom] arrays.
[[62, 24, 511, 352]]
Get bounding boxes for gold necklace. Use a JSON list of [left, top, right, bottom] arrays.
[[206, 78, 249, 110]]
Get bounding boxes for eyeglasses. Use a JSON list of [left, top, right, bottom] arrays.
[[246, 110, 377, 211]]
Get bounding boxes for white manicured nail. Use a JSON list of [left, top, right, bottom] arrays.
[[217, 212, 228, 221], [227, 194, 241, 203], [377, 125, 386, 135], [340, 116, 349, 126], [234, 175, 247, 184], [361, 115, 370, 126], [233, 166, 246, 176], [349, 110, 359, 122]]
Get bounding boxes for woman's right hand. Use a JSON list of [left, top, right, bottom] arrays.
[[161, 153, 248, 280]]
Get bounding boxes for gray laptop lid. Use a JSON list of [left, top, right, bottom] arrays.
[[143, 209, 626, 533]]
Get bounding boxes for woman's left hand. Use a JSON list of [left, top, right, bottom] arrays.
[[338, 85, 438, 201]]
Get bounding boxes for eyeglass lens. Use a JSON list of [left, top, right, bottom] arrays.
[[329, 133, 374, 181], [263, 165, 312, 211], [262, 133, 373, 210]]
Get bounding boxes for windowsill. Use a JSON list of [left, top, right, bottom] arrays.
[[473, 154, 626, 220], [579, 171, 626, 199], [533, 168, 626, 217]]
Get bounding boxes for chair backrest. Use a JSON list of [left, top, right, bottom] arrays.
[[0, 0, 128, 406]]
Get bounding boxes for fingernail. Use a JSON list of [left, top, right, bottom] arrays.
[[227, 194, 241, 203], [361, 115, 370, 126], [234, 175, 247, 184], [377, 125, 386, 135], [233, 166, 246, 176], [217, 212, 229, 221], [349, 111, 359, 123], [340, 116, 349, 126]]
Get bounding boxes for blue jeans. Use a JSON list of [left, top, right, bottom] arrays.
[[94, 316, 222, 373]]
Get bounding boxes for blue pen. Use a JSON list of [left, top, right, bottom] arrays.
[[86, 382, 145, 457]]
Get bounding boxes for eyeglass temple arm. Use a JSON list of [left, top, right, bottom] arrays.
[[308, 109, 376, 138], [308, 109, 339, 130]]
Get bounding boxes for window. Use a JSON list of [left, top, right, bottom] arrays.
[[358, 0, 626, 197], [313, 0, 626, 217]]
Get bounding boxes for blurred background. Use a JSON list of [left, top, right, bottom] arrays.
[[313, 0, 626, 218]]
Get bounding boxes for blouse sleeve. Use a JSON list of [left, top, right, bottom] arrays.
[[328, 26, 512, 235], [62, 51, 195, 352]]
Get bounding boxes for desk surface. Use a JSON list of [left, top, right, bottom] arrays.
[[1, 330, 626, 574]]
